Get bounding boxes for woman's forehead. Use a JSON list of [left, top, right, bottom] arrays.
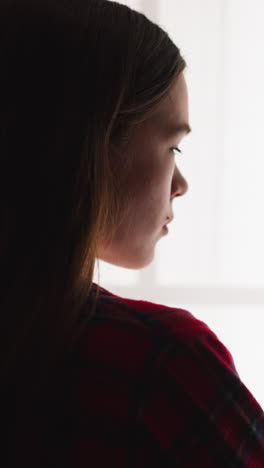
[[144, 75, 190, 137]]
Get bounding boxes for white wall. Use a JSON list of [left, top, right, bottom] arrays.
[[96, 0, 264, 408]]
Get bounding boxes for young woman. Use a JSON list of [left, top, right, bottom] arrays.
[[0, 0, 263, 466]]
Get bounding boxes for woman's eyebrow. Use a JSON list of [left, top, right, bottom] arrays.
[[168, 122, 192, 135]]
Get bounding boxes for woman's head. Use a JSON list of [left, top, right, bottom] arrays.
[[0, 0, 187, 385], [99, 72, 190, 269]]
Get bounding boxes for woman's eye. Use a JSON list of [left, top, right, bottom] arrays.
[[171, 147, 182, 156]]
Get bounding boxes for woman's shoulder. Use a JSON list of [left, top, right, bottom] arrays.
[[84, 284, 236, 376], [69, 285, 264, 466]]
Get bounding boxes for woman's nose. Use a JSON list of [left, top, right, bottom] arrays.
[[171, 166, 188, 198]]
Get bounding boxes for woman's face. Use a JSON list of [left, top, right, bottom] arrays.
[[98, 72, 191, 269]]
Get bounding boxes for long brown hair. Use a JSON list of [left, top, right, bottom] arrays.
[[0, 0, 185, 463]]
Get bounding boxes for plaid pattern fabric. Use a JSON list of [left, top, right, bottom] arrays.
[[68, 284, 264, 467]]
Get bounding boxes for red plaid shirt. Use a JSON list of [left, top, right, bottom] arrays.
[[67, 283, 264, 467]]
